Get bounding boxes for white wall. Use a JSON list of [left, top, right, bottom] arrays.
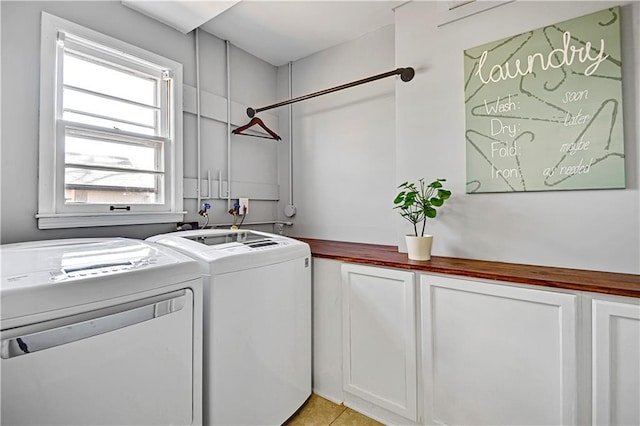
[[2, 1, 638, 274], [0, 1, 280, 244], [395, 1, 639, 274], [277, 25, 397, 245], [278, 1, 638, 274], [273, 1, 640, 275]]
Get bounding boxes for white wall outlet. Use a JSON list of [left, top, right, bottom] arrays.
[[239, 198, 249, 215]]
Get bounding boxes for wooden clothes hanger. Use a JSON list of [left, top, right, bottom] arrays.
[[232, 117, 281, 141]]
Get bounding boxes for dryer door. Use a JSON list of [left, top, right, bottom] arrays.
[[1, 289, 195, 426]]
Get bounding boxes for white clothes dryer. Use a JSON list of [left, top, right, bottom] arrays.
[[0, 238, 203, 426], [148, 229, 311, 426]]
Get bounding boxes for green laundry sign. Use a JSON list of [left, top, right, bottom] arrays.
[[464, 7, 625, 193]]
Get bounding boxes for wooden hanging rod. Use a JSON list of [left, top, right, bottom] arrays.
[[246, 67, 415, 118]]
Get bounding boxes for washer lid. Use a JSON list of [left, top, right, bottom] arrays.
[[1, 238, 200, 323], [3, 238, 151, 279], [147, 229, 310, 274]]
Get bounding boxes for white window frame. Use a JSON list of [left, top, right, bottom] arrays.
[[37, 12, 185, 229]]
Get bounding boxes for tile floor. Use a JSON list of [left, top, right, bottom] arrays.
[[285, 394, 383, 426]]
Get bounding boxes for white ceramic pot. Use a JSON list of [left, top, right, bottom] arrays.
[[405, 235, 433, 261]]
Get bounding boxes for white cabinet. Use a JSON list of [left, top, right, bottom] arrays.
[[341, 264, 418, 422], [421, 274, 578, 426], [312, 257, 639, 426], [592, 298, 640, 426]]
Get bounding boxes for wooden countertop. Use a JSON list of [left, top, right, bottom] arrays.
[[297, 238, 640, 298]]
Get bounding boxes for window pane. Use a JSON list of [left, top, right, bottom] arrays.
[[65, 168, 163, 204], [63, 111, 156, 136], [63, 53, 157, 106], [64, 89, 156, 128], [65, 135, 161, 171], [64, 129, 164, 205]]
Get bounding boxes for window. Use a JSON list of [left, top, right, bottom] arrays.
[[37, 13, 184, 229]]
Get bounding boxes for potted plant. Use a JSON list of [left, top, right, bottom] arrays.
[[393, 178, 451, 260]]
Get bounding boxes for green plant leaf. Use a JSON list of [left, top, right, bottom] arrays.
[[394, 178, 451, 229], [438, 189, 451, 200], [404, 192, 417, 206]]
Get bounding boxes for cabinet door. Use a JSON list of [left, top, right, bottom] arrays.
[[421, 274, 578, 426], [342, 264, 417, 421], [592, 299, 640, 426]]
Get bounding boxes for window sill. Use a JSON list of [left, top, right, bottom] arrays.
[[36, 212, 186, 229]]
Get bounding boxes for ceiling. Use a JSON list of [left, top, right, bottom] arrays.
[[122, 1, 404, 66]]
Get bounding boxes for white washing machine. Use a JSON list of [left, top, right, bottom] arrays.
[[148, 229, 311, 426], [0, 238, 203, 426]]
